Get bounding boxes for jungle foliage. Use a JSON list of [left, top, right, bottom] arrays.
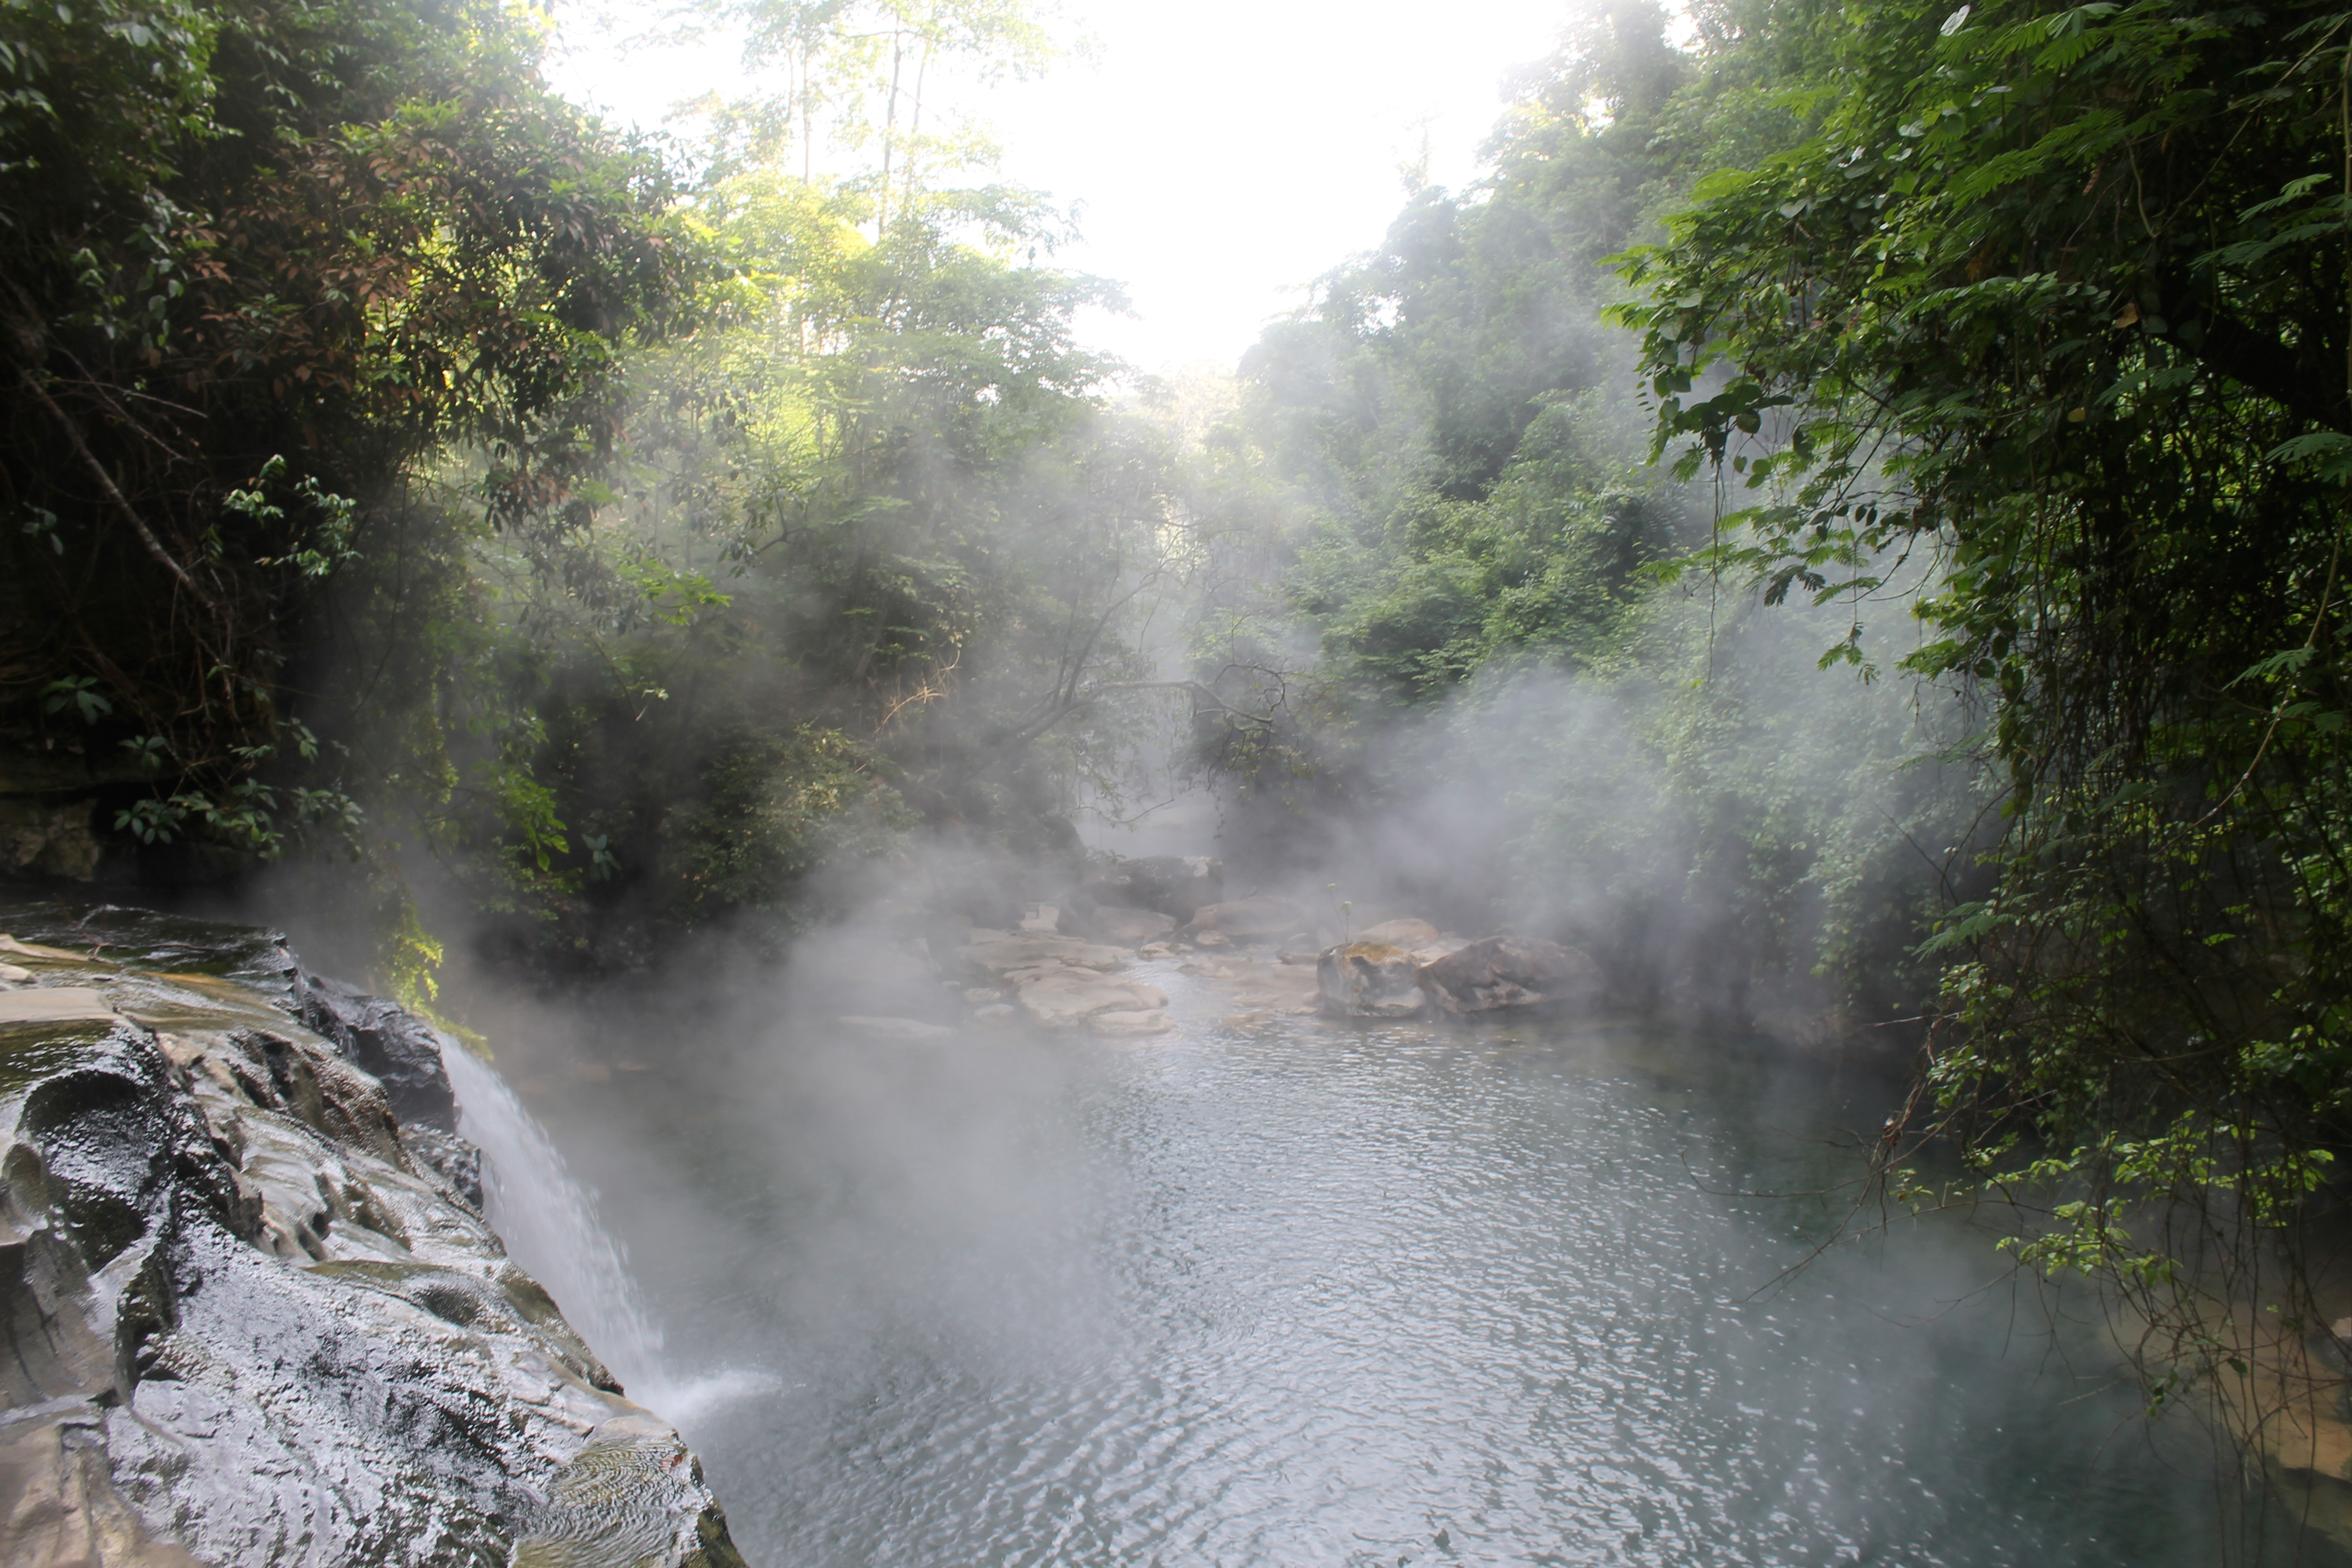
[[1, 0, 1206, 973], [0, 0, 694, 870], [1604, 0, 2352, 1466], [1180, 3, 1978, 1021]]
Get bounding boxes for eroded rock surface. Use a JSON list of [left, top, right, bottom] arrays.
[[0, 908, 746, 1568], [1317, 942, 1429, 1017]]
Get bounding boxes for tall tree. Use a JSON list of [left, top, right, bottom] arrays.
[[686, 0, 1052, 226]]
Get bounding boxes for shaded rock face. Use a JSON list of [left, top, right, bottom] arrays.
[[1317, 943, 1428, 1018], [0, 911, 747, 1568], [0, 747, 163, 884], [1079, 856, 1222, 922], [288, 973, 459, 1132], [0, 798, 102, 881], [1417, 936, 1604, 1016]]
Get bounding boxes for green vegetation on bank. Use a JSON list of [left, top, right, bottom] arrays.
[[1623, 0, 2352, 1438]]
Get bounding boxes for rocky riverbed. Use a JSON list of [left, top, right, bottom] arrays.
[[0, 906, 745, 1568], [926, 855, 1610, 1038]]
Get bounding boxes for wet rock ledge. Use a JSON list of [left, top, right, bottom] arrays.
[[0, 906, 746, 1568]]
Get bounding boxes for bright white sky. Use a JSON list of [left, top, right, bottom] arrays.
[[550, 0, 1585, 375]]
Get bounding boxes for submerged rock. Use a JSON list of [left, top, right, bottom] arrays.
[[1317, 941, 1429, 1017], [511, 1412, 744, 1568], [837, 1015, 955, 1042], [0, 914, 747, 1568], [1417, 935, 1604, 1016], [1090, 1009, 1173, 1036]]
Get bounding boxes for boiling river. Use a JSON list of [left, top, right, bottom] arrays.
[[474, 952, 2320, 1567]]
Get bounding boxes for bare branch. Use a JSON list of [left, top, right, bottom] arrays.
[[17, 366, 218, 609]]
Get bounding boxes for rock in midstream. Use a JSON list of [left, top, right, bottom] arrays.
[[1416, 935, 1605, 1016], [0, 907, 746, 1568], [1353, 918, 1438, 950], [1317, 941, 1429, 1017]]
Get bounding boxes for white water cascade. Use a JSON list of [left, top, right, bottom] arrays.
[[441, 1043, 667, 1390]]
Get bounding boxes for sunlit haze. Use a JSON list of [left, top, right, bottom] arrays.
[[551, 0, 1581, 374]]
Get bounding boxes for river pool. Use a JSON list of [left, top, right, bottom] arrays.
[[491, 952, 2324, 1568]]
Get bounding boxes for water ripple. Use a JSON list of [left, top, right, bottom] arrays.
[[623, 1000, 2277, 1567]]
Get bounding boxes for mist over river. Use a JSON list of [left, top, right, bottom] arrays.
[[442, 942, 2329, 1568]]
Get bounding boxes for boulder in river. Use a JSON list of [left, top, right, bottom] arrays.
[[1186, 896, 1311, 944], [1079, 855, 1222, 922], [0, 912, 747, 1568], [1317, 941, 1430, 1017], [1417, 935, 1604, 1016], [1355, 918, 1438, 949]]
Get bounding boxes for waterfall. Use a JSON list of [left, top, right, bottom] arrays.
[[441, 1043, 667, 1390]]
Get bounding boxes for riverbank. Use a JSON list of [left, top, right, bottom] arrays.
[[0, 904, 746, 1567]]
